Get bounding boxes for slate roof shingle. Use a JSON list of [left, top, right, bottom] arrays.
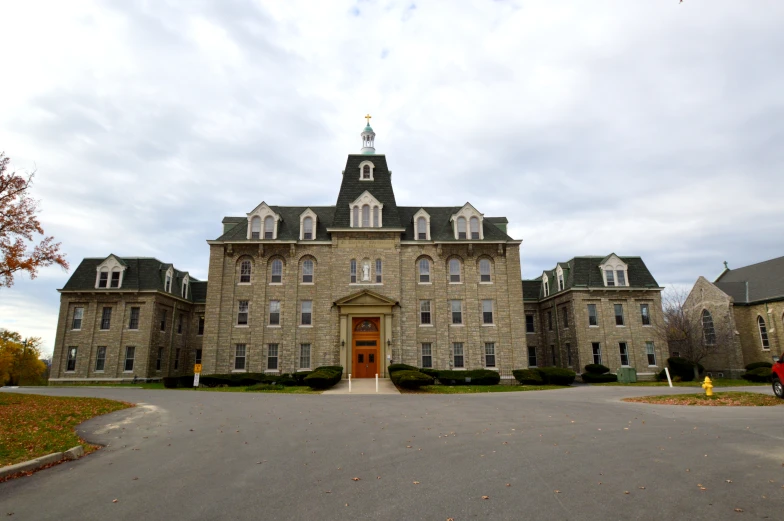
[[714, 256, 784, 303]]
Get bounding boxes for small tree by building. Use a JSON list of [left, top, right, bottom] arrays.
[[0, 329, 47, 386]]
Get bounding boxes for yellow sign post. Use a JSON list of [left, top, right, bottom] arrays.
[[194, 364, 202, 374], [193, 364, 202, 387]]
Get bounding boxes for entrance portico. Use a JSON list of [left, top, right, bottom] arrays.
[[335, 290, 397, 378]]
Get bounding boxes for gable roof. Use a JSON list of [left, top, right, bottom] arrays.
[[714, 256, 784, 303]]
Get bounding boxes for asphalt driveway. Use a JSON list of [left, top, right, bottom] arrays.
[[0, 385, 782, 520]]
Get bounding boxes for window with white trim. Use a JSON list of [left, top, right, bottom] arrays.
[[470, 217, 480, 240], [616, 270, 626, 286], [543, 277, 550, 297], [453, 342, 464, 368], [373, 206, 379, 227], [588, 304, 598, 326], [417, 217, 427, 240], [240, 260, 252, 283], [270, 259, 283, 284], [418, 258, 430, 283], [484, 342, 496, 367], [645, 342, 656, 366], [479, 259, 492, 282], [98, 268, 109, 288], [482, 300, 494, 324], [614, 304, 624, 326], [100, 307, 112, 330], [640, 304, 651, 326], [72, 307, 84, 330], [362, 205, 370, 227], [420, 300, 431, 325], [181, 276, 188, 298], [421, 343, 432, 368], [129, 307, 140, 330], [251, 216, 261, 239], [303, 216, 314, 240], [234, 344, 246, 370], [758, 316, 770, 349], [352, 207, 359, 227], [301, 300, 312, 326], [300, 344, 311, 369], [165, 269, 172, 292], [451, 300, 463, 325], [95, 346, 106, 371], [528, 346, 537, 367], [457, 217, 467, 239], [557, 272, 564, 291], [619, 342, 629, 366], [375, 259, 382, 283], [124, 346, 135, 371], [267, 344, 279, 370], [362, 164, 371, 179], [264, 216, 274, 239], [605, 269, 615, 287], [269, 301, 281, 326], [592, 342, 602, 365], [237, 301, 249, 326], [302, 259, 314, 283], [66, 347, 77, 371], [449, 258, 461, 283], [350, 259, 357, 283], [111, 269, 121, 288]]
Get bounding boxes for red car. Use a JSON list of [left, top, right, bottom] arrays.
[[773, 355, 784, 399]]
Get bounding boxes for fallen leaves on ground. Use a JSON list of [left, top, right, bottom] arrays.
[[623, 392, 783, 406]]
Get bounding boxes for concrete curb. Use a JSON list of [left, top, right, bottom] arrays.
[[0, 446, 84, 480]]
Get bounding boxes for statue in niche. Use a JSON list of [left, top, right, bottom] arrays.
[[361, 261, 371, 281]]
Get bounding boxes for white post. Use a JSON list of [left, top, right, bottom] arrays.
[[349, 374, 352, 393], [664, 367, 673, 388], [375, 373, 379, 393]]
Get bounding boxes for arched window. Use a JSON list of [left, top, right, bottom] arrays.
[[479, 259, 492, 282], [758, 316, 770, 349], [251, 216, 261, 239], [362, 165, 370, 179], [165, 271, 172, 292], [181, 278, 189, 298], [110, 268, 122, 288], [449, 258, 461, 283], [373, 206, 379, 227], [702, 310, 716, 345], [264, 216, 274, 239], [419, 258, 430, 283], [303, 217, 313, 240], [470, 217, 480, 239], [270, 259, 283, 284], [352, 207, 359, 227], [302, 259, 314, 283], [240, 260, 252, 283], [362, 205, 370, 227], [457, 217, 467, 239], [417, 217, 427, 240], [350, 259, 357, 283]]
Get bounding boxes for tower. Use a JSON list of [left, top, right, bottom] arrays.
[[361, 114, 376, 154]]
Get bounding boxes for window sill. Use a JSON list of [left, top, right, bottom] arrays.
[[264, 370, 280, 374], [588, 325, 599, 328], [128, 328, 139, 331], [297, 368, 311, 372], [452, 367, 467, 371], [479, 281, 493, 285], [99, 329, 110, 332], [642, 324, 652, 327], [349, 283, 384, 286], [449, 282, 463, 285], [231, 369, 247, 373], [450, 324, 464, 327], [197, 334, 203, 337], [71, 329, 81, 332], [237, 282, 251, 286], [235, 325, 249, 328], [94, 370, 104, 373], [482, 324, 495, 327], [419, 324, 433, 327], [267, 325, 281, 329], [418, 282, 432, 285], [299, 325, 313, 328], [300, 282, 314, 286], [483, 367, 499, 371], [269, 283, 283, 286], [123, 371, 133, 373], [615, 325, 626, 328]]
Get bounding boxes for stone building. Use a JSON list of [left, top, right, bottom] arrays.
[[522, 254, 666, 379], [681, 257, 784, 378]]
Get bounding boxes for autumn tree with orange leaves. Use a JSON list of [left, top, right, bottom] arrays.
[[0, 152, 68, 288]]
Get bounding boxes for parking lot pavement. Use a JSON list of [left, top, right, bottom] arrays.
[[1, 385, 782, 521]]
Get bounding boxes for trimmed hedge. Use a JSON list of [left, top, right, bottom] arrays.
[[581, 372, 618, 383], [388, 364, 419, 374], [584, 364, 610, 375], [304, 366, 343, 389], [390, 370, 434, 389], [745, 361, 773, 371], [741, 366, 772, 383], [419, 368, 440, 379], [436, 369, 501, 386], [513, 369, 544, 385], [536, 367, 576, 386]]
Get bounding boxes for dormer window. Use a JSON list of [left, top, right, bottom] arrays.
[[251, 217, 261, 239], [605, 270, 615, 286], [247, 202, 280, 240], [417, 218, 426, 239], [181, 275, 189, 299], [558, 273, 564, 291], [543, 275, 550, 297], [457, 217, 467, 239], [362, 165, 370, 179], [303, 218, 313, 239], [358, 160, 375, 181], [165, 268, 173, 292], [98, 269, 108, 288], [299, 209, 318, 240], [264, 217, 274, 239], [599, 254, 629, 288], [451, 203, 484, 240], [470, 217, 480, 239], [349, 191, 383, 228], [95, 255, 127, 289], [362, 205, 370, 227], [413, 209, 431, 240]]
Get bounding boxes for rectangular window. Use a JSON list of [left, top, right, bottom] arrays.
[[420, 300, 431, 325], [268, 344, 279, 370], [129, 307, 140, 330], [174, 348, 181, 370], [66, 347, 77, 371], [270, 261, 282, 283], [95, 346, 106, 371], [485, 343, 496, 368], [375, 259, 382, 283], [526, 314, 535, 333], [588, 304, 598, 326], [72, 307, 84, 330], [451, 300, 463, 325], [566, 342, 572, 367], [198, 316, 205, 336], [301, 300, 312, 325], [421, 343, 432, 368], [528, 346, 537, 367], [548, 311, 553, 331], [156, 347, 163, 371], [195, 349, 202, 365], [300, 344, 311, 369], [645, 341, 656, 366], [350, 260, 357, 283], [100, 307, 112, 330], [98, 272, 108, 288], [562, 308, 569, 329], [110, 271, 121, 288], [616, 270, 626, 286], [237, 300, 249, 325], [619, 342, 629, 366], [178, 313, 184, 334], [453, 342, 464, 368], [614, 304, 625, 326], [605, 269, 615, 286], [550, 345, 557, 366], [482, 300, 494, 324], [640, 304, 650, 326], [235, 344, 246, 370], [592, 342, 602, 365], [124, 346, 135, 372], [160, 309, 167, 331], [240, 261, 251, 283], [269, 300, 280, 325]]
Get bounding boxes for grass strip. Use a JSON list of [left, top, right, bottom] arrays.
[[623, 391, 782, 406]]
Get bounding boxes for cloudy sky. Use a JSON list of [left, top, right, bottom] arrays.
[[1, 0, 782, 355]]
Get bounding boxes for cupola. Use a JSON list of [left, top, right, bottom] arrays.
[[361, 114, 376, 154]]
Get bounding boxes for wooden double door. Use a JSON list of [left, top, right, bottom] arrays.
[[352, 317, 380, 378]]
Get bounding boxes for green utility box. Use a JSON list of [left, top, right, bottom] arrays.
[[617, 367, 638, 383]]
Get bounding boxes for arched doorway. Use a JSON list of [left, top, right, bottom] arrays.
[[352, 317, 380, 378]]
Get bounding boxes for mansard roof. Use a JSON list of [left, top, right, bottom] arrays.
[[217, 206, 335, 241], [714, 255, 784, 303], [522, 255, 660, 301], [61, 257, 204, 302], [397, 206, 512, 241], [333, 154, 401, 228]]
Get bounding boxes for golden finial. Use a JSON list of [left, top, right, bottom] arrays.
[[365, 114, 372, 124]]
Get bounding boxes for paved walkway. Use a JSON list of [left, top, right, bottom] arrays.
[[322, 377, 399, 394]]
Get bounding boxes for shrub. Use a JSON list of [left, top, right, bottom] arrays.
[[581, 372, 618, 383], [656, 369, 668, 382], [435, 369, 501, 386], [388, 364, 418, 374], [276, 374, 298, 387], [246, 383, 284, 391], [469, 369, 501, 385], [419, 368, 440, 379], [745, 361, 773, 371], [163, 375, 196, 388], [513, 369, 544, 385], [666, 357, 702, 382], [391, 370, 434, 389], [163, 376, 179, 389], [741, 366, 772, 383], [584, 364, 610, 375], [289, 371, 312, 385], [304, 366, 343, 389], [536, 367, 576, 386]]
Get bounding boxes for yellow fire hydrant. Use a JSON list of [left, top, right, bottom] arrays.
[[702, 376, 713, 397]]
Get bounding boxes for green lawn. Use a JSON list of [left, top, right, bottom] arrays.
[[400, 384, 570, 394], [623, 392, 783, 406], [0, 393, 133, 467], [592, 379, 767, 387]]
